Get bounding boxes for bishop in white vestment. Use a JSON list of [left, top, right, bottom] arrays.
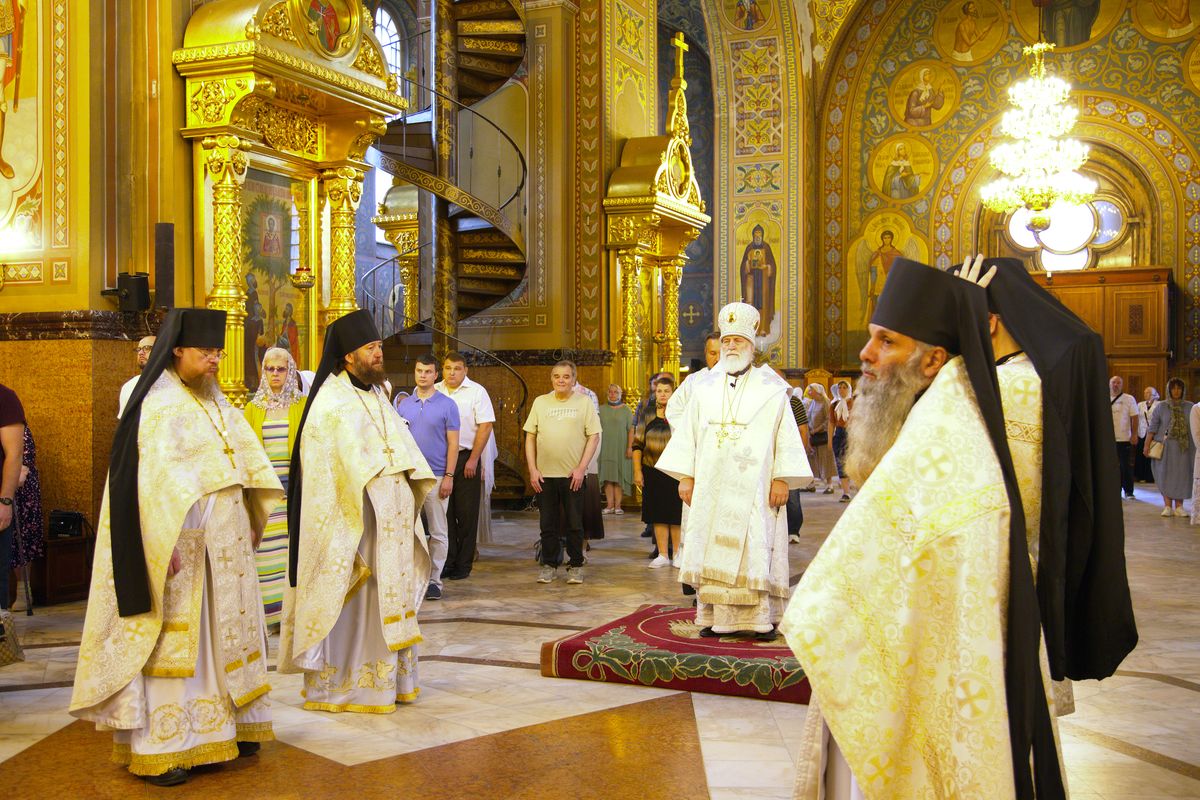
[[70, 309, 284, 787], [657, 303, 810, 636], [279, 310, 435, 713]]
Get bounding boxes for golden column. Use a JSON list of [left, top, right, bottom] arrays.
[[382, 225, 420, 327], [617, 250, 645, 409], [202, 134, 251, 405], [429, 0, 458, 357], [321, 166, 365, 328], [660, 256, 685, 378]]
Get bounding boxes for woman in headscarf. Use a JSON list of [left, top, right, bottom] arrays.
[[243, 347, 307, 626], [804, 383, 836, 493], [830, 380, 853, 502], [1144, 377, 1194, 518]]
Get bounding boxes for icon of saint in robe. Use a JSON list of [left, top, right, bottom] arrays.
[[739, 224, 778, 337], [881, 143, 922, 200]]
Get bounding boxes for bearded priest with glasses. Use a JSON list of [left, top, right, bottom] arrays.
[[655, 302, 811, 641], [70, 309, 285, 787]]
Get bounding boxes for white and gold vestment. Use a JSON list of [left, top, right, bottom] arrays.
[[657, 364, 811, 633], [783, 356, 1063, 799], [69, 370, 284, 776], [279, 371, 435, 712]]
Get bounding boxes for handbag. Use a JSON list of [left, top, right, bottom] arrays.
[[0, 611, 24, 667], [1147, 440, 1164, 460], [810, 431, 828, 447]]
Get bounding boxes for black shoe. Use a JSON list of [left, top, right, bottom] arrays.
[[699, 626, 719, 638], [446, 572, 470, 581], [755, 629, 779, 642], [648, 548, 659, 560], [640, 526, 653, 538], [425, 583, 442, 600], [142, 768, 188, 786], [236, 741, 260, 758]]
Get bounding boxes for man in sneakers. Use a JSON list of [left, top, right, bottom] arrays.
[[524, 360, 601, 585], [396, 354, 460, 601]]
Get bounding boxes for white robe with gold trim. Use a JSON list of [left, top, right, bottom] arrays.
[[279, 372, 435, 713], [70, 370, 284, 776], [657, 364, 811, 632], [782, 356, 1063, 799]]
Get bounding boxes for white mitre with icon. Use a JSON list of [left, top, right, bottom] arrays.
[[717, 302, 760, 342]]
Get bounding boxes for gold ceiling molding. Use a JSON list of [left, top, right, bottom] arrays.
[[809, 0, 857, 63]]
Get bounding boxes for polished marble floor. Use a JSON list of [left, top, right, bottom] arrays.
[[1, 483, 1198, 798]]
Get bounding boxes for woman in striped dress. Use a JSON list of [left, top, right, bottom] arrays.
[[243, 347, 306, 628]]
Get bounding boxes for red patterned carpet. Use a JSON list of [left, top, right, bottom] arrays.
[[541, 604, 810, 704]]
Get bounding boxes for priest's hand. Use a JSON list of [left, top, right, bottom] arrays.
[[769, 479, 789, 509], [167, 547, 182, 578], [439, 475, 454, 499], [529, 467, 544, 493], [954, 254, 996, 288], [569, 466, 586, 492], [678, 477, 694, 505], [252, 527, 264, 550]]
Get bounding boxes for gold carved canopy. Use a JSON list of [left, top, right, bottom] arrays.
[[172, 0, 406, 404], [174, 0, 405, 159]]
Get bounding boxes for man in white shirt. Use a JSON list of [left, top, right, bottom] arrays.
[[116, 335, 156, 419], [1110, 375, 1139, 499], [435, 351, 497, 580]]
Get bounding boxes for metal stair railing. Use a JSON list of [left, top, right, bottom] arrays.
[[358, 247, 529, 428], [381, 38, 528, 240]]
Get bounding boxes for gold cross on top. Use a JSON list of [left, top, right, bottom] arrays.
[[671, 31, 688, 77]]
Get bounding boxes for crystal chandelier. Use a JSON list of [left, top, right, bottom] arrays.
[[981, 41, 1096, 233]]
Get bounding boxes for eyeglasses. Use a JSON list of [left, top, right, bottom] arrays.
[[263, 366, 288, 374], [136, 346, 154, 353], [194, 348, 226, 361]]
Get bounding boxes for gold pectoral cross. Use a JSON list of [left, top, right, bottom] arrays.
[[714, 422, 745, 448], [382, 444, 395, 464], [223, 445, 236, 468]]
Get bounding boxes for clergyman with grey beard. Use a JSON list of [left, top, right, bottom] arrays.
[[782, 259, 1068, 799]]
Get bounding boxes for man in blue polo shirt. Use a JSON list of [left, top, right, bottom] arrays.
[[397, 354, 460, 600]]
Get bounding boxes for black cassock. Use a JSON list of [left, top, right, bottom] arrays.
[[985, 258, 1139, 681]]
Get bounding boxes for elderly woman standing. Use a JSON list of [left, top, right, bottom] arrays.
[[242, 347, 307, 626], [1145, 377, 1194, 518], [598, 384, 634, 514], [805, 383, 836, 494]]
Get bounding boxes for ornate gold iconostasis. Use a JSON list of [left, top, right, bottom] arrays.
[[174, 0, 403, 403], [815, 0, 1200, 372], [604, 32, 709, 408]]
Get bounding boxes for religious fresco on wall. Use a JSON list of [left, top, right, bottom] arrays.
[[1186, 40, 1200, 95], [888, 60, 960, 130], [932, 0, 1007, 66], [721, 0, 770, 32], [818, 0, 1200, 368], [1131, 0, 1200, 42], [241, 168, 310, 389], [1011, 0, 1124, 48], [847, 213, 928, 348], [734, 214, 781, 341], [0, 0, 39, 246], [868, 134, 938, 204]]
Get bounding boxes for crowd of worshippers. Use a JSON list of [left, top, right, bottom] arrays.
[[1113, 374, 1200, 520], [54, 256, 1140, 796]]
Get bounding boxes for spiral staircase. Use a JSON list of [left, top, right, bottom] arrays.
[[363, 0, 530, 498]]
